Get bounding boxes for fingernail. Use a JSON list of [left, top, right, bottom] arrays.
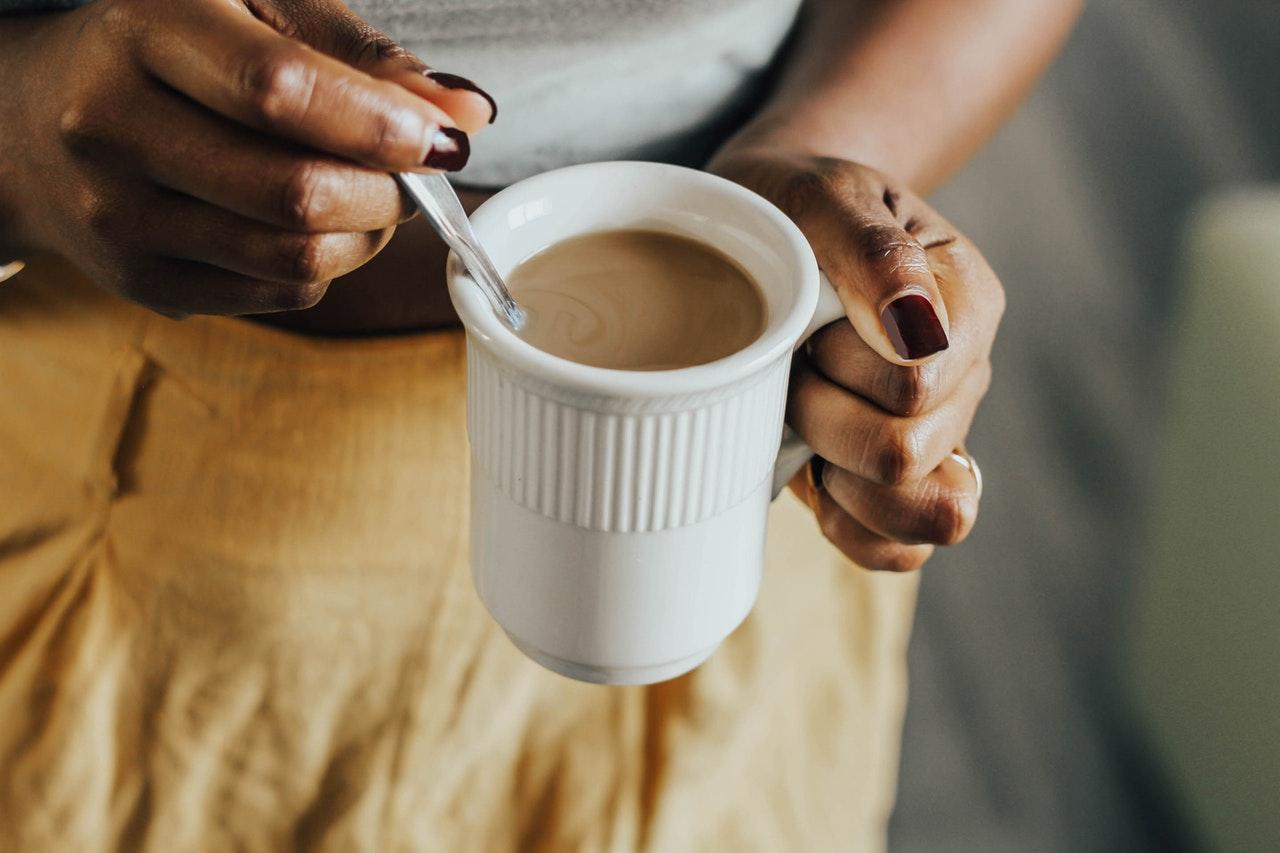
[[425, 71, 498, 124], [424, 127, 470, 171], [881, 293, 949, 360]]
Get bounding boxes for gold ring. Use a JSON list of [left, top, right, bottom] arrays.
[[948, 448, 983, 500]]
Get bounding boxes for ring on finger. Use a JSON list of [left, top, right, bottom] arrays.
[[948, 448, 983, 501]]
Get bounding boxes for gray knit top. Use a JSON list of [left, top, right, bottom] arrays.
[[2, 0, 804, 186]]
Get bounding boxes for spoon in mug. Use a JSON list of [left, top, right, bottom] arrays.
[[396, 171, 526, 330]]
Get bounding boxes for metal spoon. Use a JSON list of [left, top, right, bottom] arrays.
[[395, 172, 526, 330]]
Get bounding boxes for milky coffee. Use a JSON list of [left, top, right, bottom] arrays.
[[507, 229, 766, 371]]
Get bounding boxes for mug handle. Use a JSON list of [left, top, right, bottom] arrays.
[[771, 273, 847, 498]]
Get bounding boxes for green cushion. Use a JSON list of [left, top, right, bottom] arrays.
[[1125, 187, 1280, 851]]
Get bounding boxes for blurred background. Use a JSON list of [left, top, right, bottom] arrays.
[[888, 1, 1279, 850]]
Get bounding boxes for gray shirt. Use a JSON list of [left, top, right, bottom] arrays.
[[3, 0, 803, 186], [355, 0, 802, 185]]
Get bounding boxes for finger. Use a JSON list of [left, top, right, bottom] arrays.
[[88, 78, 413, 232], [125, 258, 335, 317], [885, 185, 954, 249], [134, 0, 467, 171], [807, 321, 968, 418], [921, 229, 1007, 361], [787, 354, 991, 485], [255, 0, 496, 132], [804, 175, 950, 365], [801, 466, 935, 572], [144, 191, 392, 285], [416, 71, 497, 131], [893, 195, 1006, 364], [821, 455, 980, 546], [806, 237, 1002, 417]]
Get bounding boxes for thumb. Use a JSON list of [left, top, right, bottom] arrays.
[[250, 0, 497, 133], [822, 201, 951, 365]]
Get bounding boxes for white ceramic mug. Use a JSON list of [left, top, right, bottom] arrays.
[[447, 161, 842, 685]]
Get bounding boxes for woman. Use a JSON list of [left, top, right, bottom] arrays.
[[0, 0, 1078, 849]]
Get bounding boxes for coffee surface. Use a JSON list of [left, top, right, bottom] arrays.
[[507, 229, 766, 371]]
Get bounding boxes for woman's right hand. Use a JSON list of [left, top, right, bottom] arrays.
[[0, 0, 495, 318]]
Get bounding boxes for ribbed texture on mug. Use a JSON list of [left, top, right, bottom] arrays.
[[467, 341, 790, 532]]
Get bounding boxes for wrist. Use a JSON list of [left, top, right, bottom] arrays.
[[712, 104, 928, 191], [705, 140, 835, 212], [709, 117, 816, 172]]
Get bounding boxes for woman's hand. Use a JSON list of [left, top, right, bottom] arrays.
[[710, 150, 1005, 572], [0, 0, 495, 318]]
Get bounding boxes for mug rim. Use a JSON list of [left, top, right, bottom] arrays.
[[447, 161, 819, 399]]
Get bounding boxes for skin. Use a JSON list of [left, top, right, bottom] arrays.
[[0, 0, 1083, 571], [707, 0, 1085, 571], [0, 0, 492, 316]]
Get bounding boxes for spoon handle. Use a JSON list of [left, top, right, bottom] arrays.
[[396, 172, 525, 329]]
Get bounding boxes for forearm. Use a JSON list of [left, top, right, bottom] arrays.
[[728, 0, 1083, 193]]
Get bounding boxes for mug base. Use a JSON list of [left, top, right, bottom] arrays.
[[507, 633, 717, 686]]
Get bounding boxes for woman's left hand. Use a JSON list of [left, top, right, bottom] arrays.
[[709, 149, 1005, 572]]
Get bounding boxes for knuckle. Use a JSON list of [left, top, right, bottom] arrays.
[[58, 101, 102, 150], [363, 106, 408, 162], [915, 492, 973, 546], [281, 234, 329, 284], [99, 0, 139, 37], [78, 192, 115, 235], [255, 4, 301, 40], [877, 363, 940, 417], [857, 224, 926, 275], [279, 161, 334, 230], [807, 159, 850, 198], [776, 157, 851, 216], [877, 546, 931, 574], [867, 423, 923, 486], [277, 279, 331, 311], [243, 51, 317, 126]]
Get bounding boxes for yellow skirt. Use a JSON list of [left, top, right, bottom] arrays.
[[0, 257, 917, 852]]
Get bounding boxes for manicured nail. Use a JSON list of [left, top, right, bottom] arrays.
[[424, 127, 470, 171], [425, 71, 498, 124], [881, 293, 949, 360]]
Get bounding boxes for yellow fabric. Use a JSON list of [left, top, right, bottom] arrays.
[[0, 257, 918, 852]]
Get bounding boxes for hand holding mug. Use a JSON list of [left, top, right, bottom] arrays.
[[451, 160, 1001, 682], [711, 151, 1006, 572]]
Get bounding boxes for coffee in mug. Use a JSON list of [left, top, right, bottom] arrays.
[[506, 229, 767, 371]]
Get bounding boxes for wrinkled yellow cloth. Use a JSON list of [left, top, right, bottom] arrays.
[[0, 258, 918, 852]]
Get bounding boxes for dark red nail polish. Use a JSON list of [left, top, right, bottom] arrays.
[[424, 127, 470, 171], [881, 293, 949, 360], [426, 71, 498, 124]]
